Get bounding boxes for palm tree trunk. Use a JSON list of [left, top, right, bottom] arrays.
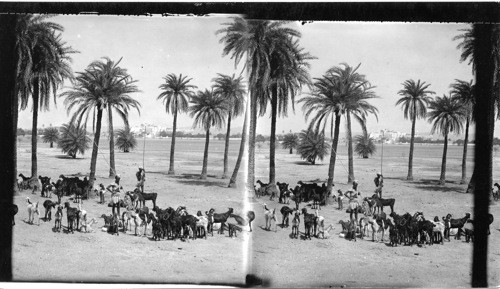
[[330, 114, 334, 140], [108, 106, 116, 178], [471, 24, 495, 288], [407, 106, 417, 180], [50, 142, 53, 148], [269, 86, 278, 185], [31, 79, 39, 182], [289, 147, 293, 154], [327, 113, 341, 192], [346, 111, 355, 183], [201, 127, 210, 179], [361, 119, 368, 158], [439, 131, 448, 185], [222, 112, 232, 179], [460, 116, 470, 184], [168, 109, 178, 175], [247, 90, 257, 193], [0, 15, 17, 281], [228, 106, 248, 188], [89, 108, 103, 190]]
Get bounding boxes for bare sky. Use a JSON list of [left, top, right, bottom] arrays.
[[19, 15, 496, 138]]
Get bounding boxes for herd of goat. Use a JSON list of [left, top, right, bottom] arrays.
[[254, 179, 495, 246], [12, 173, 496, 247], [15, 173, 256, 241]]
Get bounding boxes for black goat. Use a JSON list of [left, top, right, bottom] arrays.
[[43, 200, 58, 221], [38, 176, 51, 197], [301, 208, 316, 240], [64, 202, 80, 234], [371, 194, 395, 214], [277, 182, 289, 203], [138, 190, 157, 208], [210, 208, 234, 234], [280, 206, 295, 228], [442, 213, 471, 241]]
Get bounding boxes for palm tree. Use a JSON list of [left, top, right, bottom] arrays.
[[58, 123, 90, 158], [16, 15, 75, 180], [428, 94, 467, 185], [218, 18, 299, 192], [297, 129, 330, 164], [396, 79, 435, 181], [157, 74, 197, 175], [354, 133, 377, 158], [327, 64, 378, 182], [189, 89, 228, 179], [282, 133, 300, 154], [42, 127, 59, 148], [299, 63, 378, 189], [115, 127, 137, 153], [450, 79, 475, 184], [212, 73, 245, 179], [453, 25, 500, 194], [267, 38, 314, 185], [105, 59, 141, 177], [228, 105, 248, 187], [61, 57, 139, 189]]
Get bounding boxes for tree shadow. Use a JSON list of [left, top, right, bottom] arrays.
[[55, 155, 84, 160], [292, 161, 326, 166], [170, 173, 228, 188], [411, 179, 466, 193]]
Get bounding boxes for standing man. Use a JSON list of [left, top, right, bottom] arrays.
[[374, 172, 384, 198], [136, 166, 146, 193]]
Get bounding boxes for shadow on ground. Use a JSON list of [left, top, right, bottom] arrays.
[[292, 161, 326, 166], [411, 179, 466, 193], [170, 173, 228, 188]]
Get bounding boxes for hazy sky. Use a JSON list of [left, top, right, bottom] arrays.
[[19, 15, 495, 138]]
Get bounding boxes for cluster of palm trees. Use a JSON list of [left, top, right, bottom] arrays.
[[14, 15, 497, 194], [157, 73, 246, 181]]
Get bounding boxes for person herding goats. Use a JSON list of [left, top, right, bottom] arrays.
[[136, 166, 146, 193], [374, 172, 384, 198], [107, 174, 123, 216]]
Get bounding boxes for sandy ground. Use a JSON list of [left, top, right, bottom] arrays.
[[12, 139, 500, 287]]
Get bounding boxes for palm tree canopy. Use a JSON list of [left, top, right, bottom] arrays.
[[115, 127, 137, 152], [212, 73, 246, 117], [157, 73, 197, 115], [396, 79, 435, 120], [58, 123, 91, 157], [16, 15, 77, 111], [282, 133, 300, 150], [450, 79, 475, 120], [299, 63, 379, 133], [189, 89, 228, 131], [217, 18, 301, 104], [428, 94, 467, 136], [267, 38, 315, 117], [61, 57, 140, 128], [42, 127, 60, 143], [354, 134, 377, 158], [297, 129, 330, 163]]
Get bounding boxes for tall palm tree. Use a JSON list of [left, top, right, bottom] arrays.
[[228, 105, 248, 187], [453, 25, 500, 194], [428, 94, 466, 185], [396, 79, 435, 181], [105, 60, 141, 177], [16, 15, 75, 180], [218, 17, 299, 192], [300, 63, 378, 189], [297, 129, 330, 165], [267, 38, 314, 185], [157, 74, 197, 175], [326, 64, 378, 182], [61, 57, 139, 189], [212, 73, 245, 179], [282, 133, 299, 154], [42, 126, 59, 148], [189, 89, 228, 179], [450, 79, 475, 184]]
